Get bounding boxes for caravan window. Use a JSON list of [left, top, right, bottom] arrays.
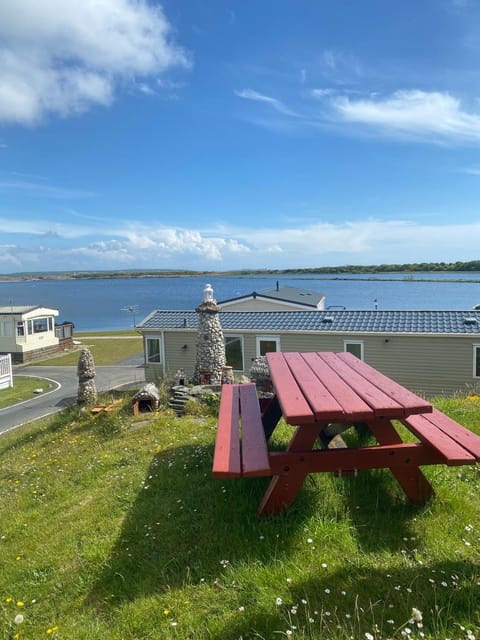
[[225, 335, 244, 371], [344, 340, 364, 360]]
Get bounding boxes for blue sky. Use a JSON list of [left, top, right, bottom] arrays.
[[1, 0, 480, 273]]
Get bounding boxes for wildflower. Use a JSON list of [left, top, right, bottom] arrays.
[[163, 609, 170, 615], [171, 621, 178, 627], [239, 606, 245, 612], [307, 538, 313, 544], [276, 597, 283, 606], [410, 607, 423, 623], [16, 601, 24, 607], [324, 588, 330, 594], [5, 597, 12, 603], [14, 614, 24, 625], [365, 633, 374, 640]]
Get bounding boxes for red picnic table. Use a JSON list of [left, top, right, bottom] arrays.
[[213, 352, 480, 516]]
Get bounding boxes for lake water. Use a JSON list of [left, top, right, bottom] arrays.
[[1, 272, 480, 331]]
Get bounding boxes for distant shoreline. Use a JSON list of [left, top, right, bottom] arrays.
[[2, 262, 480, 284]]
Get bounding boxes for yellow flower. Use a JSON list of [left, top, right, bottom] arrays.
[[46, 626, 59, 635], [163, 609, 170, 615], [17, 601, 24, 607], [15, 556, 21, 561], [5, 597, 13, 603]]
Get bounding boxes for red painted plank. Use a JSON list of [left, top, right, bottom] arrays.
[[317, 352, 406, 418], [282, 352, 347, 421], [212, 384, 241, 478], [338, 352, 432, 415], [301, 352, 374, 421], [407, 408, 480, 460], [402, 413, 476, 464], [266, 352, 315, 424], [268, 442, 445, 475], [239, 384, 271, 476]]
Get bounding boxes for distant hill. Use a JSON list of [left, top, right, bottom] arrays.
[[1, 261, 480, 281]]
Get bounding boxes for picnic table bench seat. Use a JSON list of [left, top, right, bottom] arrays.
[[401, 408, 480, 464], [212, 383, 271, 479]]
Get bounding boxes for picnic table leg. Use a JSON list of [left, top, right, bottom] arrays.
[[257, 425, 321, 516], [368, 417, 433, 504]]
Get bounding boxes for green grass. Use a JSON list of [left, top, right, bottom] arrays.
[[32, 334, 143, 366], [75, 330, 139, 337], [0, 395, 479, 639], [0, 377, 54, 409]]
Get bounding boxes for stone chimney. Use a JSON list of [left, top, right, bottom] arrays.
[[193, 284, 226, 384]]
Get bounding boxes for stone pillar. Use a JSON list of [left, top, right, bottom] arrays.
[[193, 284, 226, 384], [77, 347, 97, 405]]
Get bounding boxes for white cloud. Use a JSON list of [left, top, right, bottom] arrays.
[[3, 216, 480, 272], [0, 0, 190, 125], [329, 90, 480, 143], [234, 88, 299, 117], [311, 88, 335, 99]]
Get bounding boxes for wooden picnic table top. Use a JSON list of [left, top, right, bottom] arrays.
[[266, 351, 432, 425]]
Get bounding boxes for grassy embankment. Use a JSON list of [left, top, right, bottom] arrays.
[[0, 378, 55, 409], [0, 391, 479, 640]]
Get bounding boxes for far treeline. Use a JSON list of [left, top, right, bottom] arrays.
[[3, 261, 480, 280]]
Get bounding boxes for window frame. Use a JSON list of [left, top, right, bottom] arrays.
[[256, 334, 280, 357], [224, 334, 244, 371], [27, 317, 52, 335], [472, 344, 480, 378], [146, 337, 162, 364], [344, 339, 364, 361]]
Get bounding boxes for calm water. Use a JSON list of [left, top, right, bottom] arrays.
[[1, 273, 480, 331]]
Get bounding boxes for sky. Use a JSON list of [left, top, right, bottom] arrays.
[[1, 0, 480, 273]]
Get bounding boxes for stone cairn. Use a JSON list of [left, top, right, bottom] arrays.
[[77, 347, 97, 405], [193, 284, 226, 384], [249, 356, 273, 392]]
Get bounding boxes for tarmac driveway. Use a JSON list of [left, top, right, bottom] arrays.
[[0, 363, 145, 436]]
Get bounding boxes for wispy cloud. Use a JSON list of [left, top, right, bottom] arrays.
[[328, 90, 480, 143], [237, 84, 480, 145], [0, 217, 92, 238], [234, 88, 299, 117], [0, 0, 191, 125], [460, 166, 480, 175], [0, 177, 93, 198]]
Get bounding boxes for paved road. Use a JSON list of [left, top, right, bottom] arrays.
[[0, 364, 146, 436]]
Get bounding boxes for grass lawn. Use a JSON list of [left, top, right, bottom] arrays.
[[0, 394, 479, 639], [0, 377, 54, 409], [32, 332, 143, 366]]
